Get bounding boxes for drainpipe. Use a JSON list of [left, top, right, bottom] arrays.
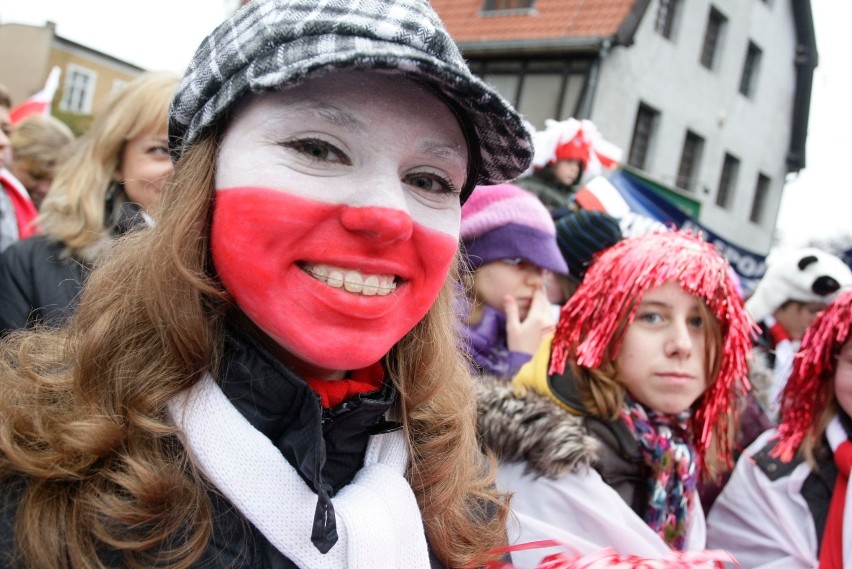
[[576, 38, 611, 120]]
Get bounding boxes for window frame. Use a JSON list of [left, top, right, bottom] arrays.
[[482, 0, 535, 13], [700, 7, 728, 70], [675, 130, 705, 192], [716, 152, 740, 209], [627, 102, 661, 171], [654, 0, 682, 40], [59, 64, 98, 115], [467, 56, 592, 129], [739, 41, 763, 97], [749, 173, 771, 224]]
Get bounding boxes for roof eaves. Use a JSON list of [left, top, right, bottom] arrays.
[[613, 0, 652, 47], [455, 36, 607, 57], [53, 34, 146, 72]]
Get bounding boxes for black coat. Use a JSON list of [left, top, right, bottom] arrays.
[[0, 197, 148, 333], [0, 324, 446, 568], [0, 235, 85, 331]]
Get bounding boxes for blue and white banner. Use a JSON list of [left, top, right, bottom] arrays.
[[607, 169, 767, 293]]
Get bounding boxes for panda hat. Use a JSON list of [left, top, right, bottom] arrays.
[[745, 247, 852, 322]]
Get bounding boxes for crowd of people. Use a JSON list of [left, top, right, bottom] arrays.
[[0, 1, 849, 568]]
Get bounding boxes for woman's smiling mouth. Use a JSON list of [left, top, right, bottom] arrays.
[[301, 263, 398, 296]]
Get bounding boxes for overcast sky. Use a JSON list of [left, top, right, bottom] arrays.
[[0, 0, 846, 250]]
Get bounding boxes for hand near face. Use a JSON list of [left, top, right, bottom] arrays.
[[504, 284, 556, 356]]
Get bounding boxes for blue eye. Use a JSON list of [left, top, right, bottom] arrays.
[[638, 312, 663, 324]]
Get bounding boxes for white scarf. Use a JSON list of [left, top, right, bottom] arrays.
[[167, 373, 431, 568]]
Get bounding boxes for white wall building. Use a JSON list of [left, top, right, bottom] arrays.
[[434, 0, 816, 256]]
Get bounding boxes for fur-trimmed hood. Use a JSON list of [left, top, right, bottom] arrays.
[[476, 375, 599, 480]]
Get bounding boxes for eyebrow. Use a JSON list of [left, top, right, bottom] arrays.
[[270, 99, 467, 167], [421, 141, 467, 169], [277, 100, 369, 136]]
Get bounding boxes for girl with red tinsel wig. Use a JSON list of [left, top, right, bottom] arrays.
[[708, 288, 852, 568], [477, 230, 753, 566]]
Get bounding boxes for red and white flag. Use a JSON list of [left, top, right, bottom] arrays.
[[10, 66, 61, 124]]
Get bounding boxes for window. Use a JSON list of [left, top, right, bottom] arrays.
[[469, 58, 591, 129], [700, 7, 727, 69], [654, 0, 681, 40], [482, 0, 534, 11], [749, 173, 771, 223], [628, 103, 660, 171], [60, 64, 97, 114], [716, 153, 740, 208], [739, 41, 763, 97], [675, 130, 705, 191]]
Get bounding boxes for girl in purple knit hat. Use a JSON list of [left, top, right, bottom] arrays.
[[460, 183, 568, 377]]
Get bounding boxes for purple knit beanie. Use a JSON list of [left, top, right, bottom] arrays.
[[461, 183, 568, 274]]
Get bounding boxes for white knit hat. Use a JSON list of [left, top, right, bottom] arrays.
[[745, 247, 852, 322]]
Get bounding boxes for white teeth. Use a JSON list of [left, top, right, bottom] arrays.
[[327, 269, 345, 288], [305, 264, 396, 296], [362, 275, 379, 296], [343, 271, 363, 293]]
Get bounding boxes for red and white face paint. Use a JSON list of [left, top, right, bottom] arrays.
[[212, 71, 467, 379]]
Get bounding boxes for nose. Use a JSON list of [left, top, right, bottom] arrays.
[[339, 205, 413, 244], [665, 321, 694, 358]]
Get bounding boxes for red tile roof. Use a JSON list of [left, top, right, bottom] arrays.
[[431, 0, 639, 43]]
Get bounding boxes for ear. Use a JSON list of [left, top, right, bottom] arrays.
[[797, 255, 819, 271]]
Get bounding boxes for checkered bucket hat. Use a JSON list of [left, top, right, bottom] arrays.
[[168, 0, 533, 201]]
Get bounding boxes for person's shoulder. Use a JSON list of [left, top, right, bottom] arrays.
[[1, 235, 63, 264], [476, 374, 598, 479], [748, 431, 804, 482]]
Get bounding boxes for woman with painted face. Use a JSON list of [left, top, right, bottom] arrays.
[[0, 1, 532, 568], [476, 230, 754, 565], [707, 289, 852, 568], [0, 71, 178, 332]]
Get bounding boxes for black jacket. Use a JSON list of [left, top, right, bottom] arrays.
[[0, 198, 147, 333], [0, 324, 446, 568], [0, 235, 85, 331]]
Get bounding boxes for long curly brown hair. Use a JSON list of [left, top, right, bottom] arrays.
[[0, 136, 508, 568]]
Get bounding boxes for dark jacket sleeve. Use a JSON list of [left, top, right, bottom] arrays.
[[0, 237, 85, 334], [0, 240, 41, 332]]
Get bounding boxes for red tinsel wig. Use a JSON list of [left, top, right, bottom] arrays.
[[549, 230, 755, 468], [773, 289, 852, 461]]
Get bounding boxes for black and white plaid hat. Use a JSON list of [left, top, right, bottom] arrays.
[[168, 0, 532, 202]]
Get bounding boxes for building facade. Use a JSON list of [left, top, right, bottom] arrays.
[[0, 22, 144, 133], [433, 0, 816, 254]]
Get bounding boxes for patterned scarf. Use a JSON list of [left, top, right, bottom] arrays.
[[621, 395, 698, 550]]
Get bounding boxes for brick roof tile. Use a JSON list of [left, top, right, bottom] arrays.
[[431, 0, 638, 43]]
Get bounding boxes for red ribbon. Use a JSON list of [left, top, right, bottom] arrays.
[[820, 441, 852, 568]]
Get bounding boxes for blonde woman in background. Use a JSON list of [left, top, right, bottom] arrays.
[[8, 114, 75, 209], [0, 71, 178, 331]]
